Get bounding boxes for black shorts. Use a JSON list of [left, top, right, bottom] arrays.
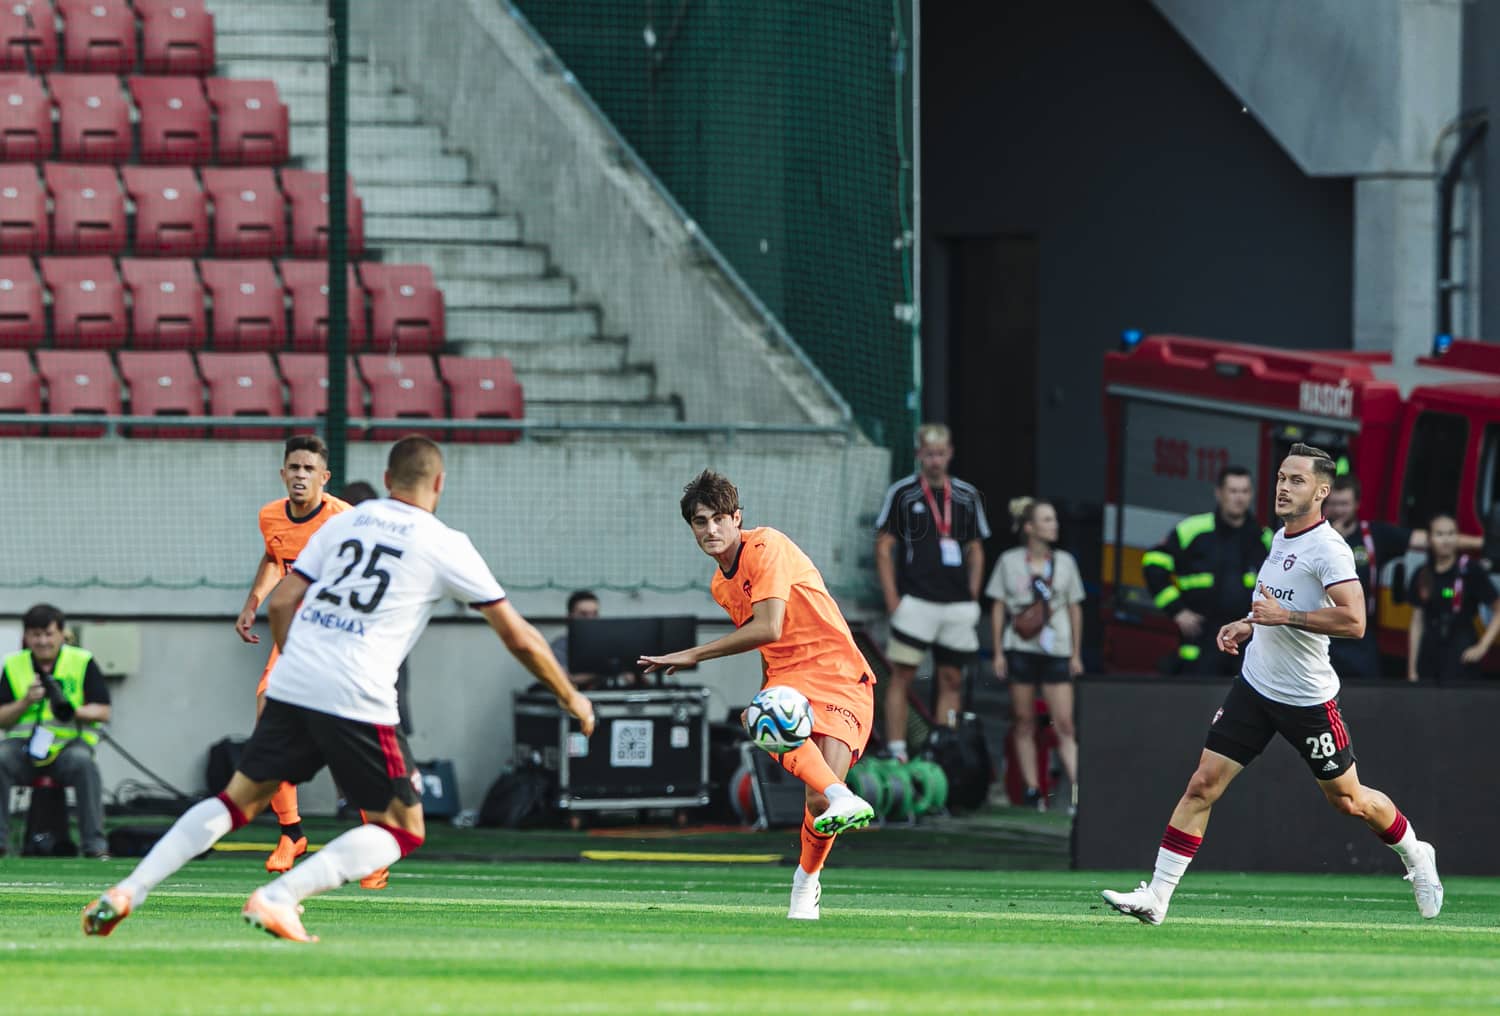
[[1204, 677, 1357, 780], [238, 698, 422, 811], [1005, 651, 1071, 686]]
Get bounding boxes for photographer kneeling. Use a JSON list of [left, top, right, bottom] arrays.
[[0, 604, 111, 858]]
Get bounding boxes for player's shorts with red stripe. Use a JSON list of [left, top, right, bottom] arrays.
[[238, 698, 422, 810], [1205, 676, 1357, 779]]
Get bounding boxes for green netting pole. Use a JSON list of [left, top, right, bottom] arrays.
[[325, 0, 351, 487]]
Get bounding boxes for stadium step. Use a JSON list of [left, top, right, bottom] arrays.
[[292, 125, 445, 159], [286, 93, 422, 126], [378, 244, 547, 279], [211, 6, 327, 34], [450, 338, 628, 373], [216, 34, 336, 62], [516, 369, 654, 403], [366, 215, 521, 245], [440, 277, 574, 309], [524, 400, 682, 426], [447, 308, 600, 344], [298, 152, 471, 185], [217, 60, 396, 96], [360, 184, 498, 217]]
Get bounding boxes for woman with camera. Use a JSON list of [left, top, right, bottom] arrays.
[[986, 498, 1084, 810]]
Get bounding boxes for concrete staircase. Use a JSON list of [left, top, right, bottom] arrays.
[[206, 0, 678, 425]]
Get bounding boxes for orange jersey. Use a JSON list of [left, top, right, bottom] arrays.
[[710, 527, 873, 687], [258, 494, 353, 575]]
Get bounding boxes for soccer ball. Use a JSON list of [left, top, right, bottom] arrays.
[[745, 686, 814, 754]]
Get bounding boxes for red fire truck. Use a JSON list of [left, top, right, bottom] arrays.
[[1101, 334, 1500, 673]]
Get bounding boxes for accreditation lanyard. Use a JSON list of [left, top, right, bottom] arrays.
[[918, 476, 952, 539], [1452, 555, 1470, 615]]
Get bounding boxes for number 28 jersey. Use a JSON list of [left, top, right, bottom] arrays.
[[266, 498, 506, 725], [1241, 519, 1359, 707]]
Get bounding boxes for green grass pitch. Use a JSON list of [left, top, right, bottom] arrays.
[[3, 854, 1498, 1013]]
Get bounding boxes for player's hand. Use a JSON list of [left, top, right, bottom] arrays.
[[1461, 643, 1489, 665], [1216, 620, 1253, 655], [1249, 584, 1290, 626], [991, 653, 1008, 680], [1406, 670, 1420, 683], [1069, 654, 1085, 677], [565, 692, 596, 737], [637, 649, 697, 676], [234, 607, 260, 644], [1175, 610, 1205, 638]]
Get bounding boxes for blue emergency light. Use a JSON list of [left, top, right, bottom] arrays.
[[1121, 329, 1144, 351], [1433, 333, 1453, 356]]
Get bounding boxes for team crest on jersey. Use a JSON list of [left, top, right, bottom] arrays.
[[742, 579, 752, 596], [1283, 553, 1297, 571]]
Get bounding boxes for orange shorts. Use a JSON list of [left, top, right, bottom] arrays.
[[767, 669, 875, 760], [255, 646, 278, 698]]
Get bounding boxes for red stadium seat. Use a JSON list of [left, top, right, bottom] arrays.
[[439, 355, 522, 444], [128, 75, 211, 164], [121, 165, 207, 255], [198, 258, 284, 351], [0, 254, 43, 345], [40, 254, 126, 347], [202, 167, 285, 257], [277, 351, 364, 437], [204, 78, 288, 166], [0, 346, 40, 433], [0, 73, 53, 160], [197, 350, 284, 439], [280, 169, 365, 260], [360, 263, 445, 353], [0, 164, 47, 252], [48, 73, 130, 162], [35, 348, 119, 435], [120, 257, 204, 348], [0, 0, 58, 71], [357, 353, 444, 440], [281, 259, 366, 352], [117, 348, 201, 437], [135, 0, 214, 76], [57, 0, 136, 73], [44, 162, 125, 254]]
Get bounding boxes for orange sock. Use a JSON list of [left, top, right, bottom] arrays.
[[799, 808, 836, 875], [776, 742, 841, 795], [270, 782, 300, 828]]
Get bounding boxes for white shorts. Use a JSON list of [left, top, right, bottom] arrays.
[[887, 595, 981, 667]]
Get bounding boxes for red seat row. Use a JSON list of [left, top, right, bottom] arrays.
[[0, 256, 442, 351], [0, 163, 363, 257], [1, 0, 213, 75], [0, 348, 523, 441], [0, 74, 287, 164]]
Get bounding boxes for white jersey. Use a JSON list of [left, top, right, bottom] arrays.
[[266, 497, 505, 724], [1241, 519, 1359, 707]]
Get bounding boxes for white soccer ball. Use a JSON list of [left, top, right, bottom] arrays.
[[745, 685, 814, 754]]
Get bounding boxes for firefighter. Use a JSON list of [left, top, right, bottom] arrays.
[[1143, 465, 1272, 676]]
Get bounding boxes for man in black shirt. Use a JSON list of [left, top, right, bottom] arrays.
[[0, 603, 112, 857], [1323, 476, 1482, 679], [874, 423, 990, 761], [1406, 512, 1500, 683]]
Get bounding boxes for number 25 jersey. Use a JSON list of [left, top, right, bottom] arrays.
[[267, 497, 506, 725]]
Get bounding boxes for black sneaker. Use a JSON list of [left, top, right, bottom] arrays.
[[1023, 787, 1047, 812]]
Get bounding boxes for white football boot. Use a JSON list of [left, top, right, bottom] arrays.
[[1100, 881, 1167, 926], [812, 794, 875, 836], [788, 869, 821, 921], [1403, 840, 1444, 919]]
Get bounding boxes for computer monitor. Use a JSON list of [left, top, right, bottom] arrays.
[[567, 616, 698, 675]]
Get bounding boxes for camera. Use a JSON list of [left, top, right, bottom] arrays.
[[38, 673, 75, 722]]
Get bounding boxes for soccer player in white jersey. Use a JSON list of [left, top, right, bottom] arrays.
[[1102, 443, 1443, 925], [83, 436, 596, 942]]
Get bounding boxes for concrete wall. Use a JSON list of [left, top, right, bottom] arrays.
[[922, 1, 1355, 509], [0, 616, 759, 816], [351, 0, 851, 430]]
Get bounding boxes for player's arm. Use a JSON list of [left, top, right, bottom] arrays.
[[1406, 607, 1423, 682], [1249, 580, 1364, 639], [639, 598, 787, 675], [964, 538, 985, 600], [267, 571, 311, 651], [235, 552, 281, 644], [874, 531, 901, 615], [478, 600, 595, 735]]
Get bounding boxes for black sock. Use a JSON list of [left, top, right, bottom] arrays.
[[280, 822, 305, 842]]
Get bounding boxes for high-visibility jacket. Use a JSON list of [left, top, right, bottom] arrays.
[[1143, 512, 1272, 654], [3, 646, 100, 765]]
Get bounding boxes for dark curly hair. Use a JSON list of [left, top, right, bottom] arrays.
[[679, 470, 740, 523]]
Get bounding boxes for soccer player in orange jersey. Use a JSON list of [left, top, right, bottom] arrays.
[[234, 435, 351, 873], [640, 470, 877, 920]]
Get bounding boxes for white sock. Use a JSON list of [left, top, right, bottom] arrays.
[[1388, 823, 1419, 868], [794, 865, 819, 885], [262, 824, 402, 905], [1148, 847, 1193, 904], [888, 739, 907, 761], [118, 797, 235, 906], [824, 783, 853, 802]]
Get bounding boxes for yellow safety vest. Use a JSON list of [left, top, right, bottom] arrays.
[[3, 646, 100, 765]]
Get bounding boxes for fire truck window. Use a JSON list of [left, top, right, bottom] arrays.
[[1401, 411, 1467, 528]]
